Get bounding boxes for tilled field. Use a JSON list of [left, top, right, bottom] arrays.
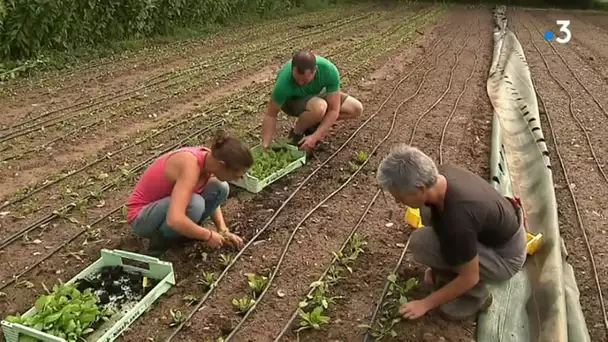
[[1, 3, 607, 342], [509, 8, 608, 342]]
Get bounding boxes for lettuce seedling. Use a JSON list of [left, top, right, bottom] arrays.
[[5, 283, 114, 342], [245, 273, 268, 297], [231, 296, 255, 315], [296, 306, 330, 332]]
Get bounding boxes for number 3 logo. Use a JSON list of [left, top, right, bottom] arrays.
[[556, 20, 571, 44]]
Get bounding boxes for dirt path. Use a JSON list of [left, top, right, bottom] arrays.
[[512, 10, 608, 342]]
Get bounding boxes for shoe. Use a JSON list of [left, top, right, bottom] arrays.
[[304, 123, 320, 136], [438, 293, 493, 321], [288, 128, 304, 147], [146, 235, 174, 258]]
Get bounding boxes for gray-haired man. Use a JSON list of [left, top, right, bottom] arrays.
[[376, 144, 527, 321]]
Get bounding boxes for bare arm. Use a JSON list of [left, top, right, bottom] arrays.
[[165, 154, 214, 241], [313, 91, 340, 140], [423, 256, 480, 310], [262, 99, 281, 148]]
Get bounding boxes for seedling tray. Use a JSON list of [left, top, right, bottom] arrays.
[[1, 249, 175, 342], [230, 143, 306, 194]]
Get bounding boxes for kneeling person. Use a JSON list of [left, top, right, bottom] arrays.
[[125, 130, 252, 257], [261, 50, 363, 153], [376, 144, 527, 320]]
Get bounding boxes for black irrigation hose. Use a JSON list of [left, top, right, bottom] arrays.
[[0, 12, 379, 140], [363, 21, 474, 342], [163, 15, 450, 340], [0, 83, 263, 211], [439, 24, 482, 165], [273, 188, 381, 341], [0, 8, 430, 249], [224, 64, 409, 339], [363, 240, 410, 342], [519, 20, 608, 184], [0, 10, 411, 163], [0, 206, 123, 291], [0, 10, 432, 294], [516, 14, 608, 336]]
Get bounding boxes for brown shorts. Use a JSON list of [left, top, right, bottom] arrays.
[[281, 92, 349, 117]]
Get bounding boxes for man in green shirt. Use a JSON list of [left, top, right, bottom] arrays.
[[261, 50, 363, 153]]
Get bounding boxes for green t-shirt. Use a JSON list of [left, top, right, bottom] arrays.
[[271, 56, 341, 106]]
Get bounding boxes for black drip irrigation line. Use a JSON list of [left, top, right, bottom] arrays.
[[224, 65, 407, 340], [0, 13, 433, 293], [362, 22, 473, 342], [0, 8, 433, 249], [0, 206, 123, 292], [439, 20, 482, 165], [0, 9, 413, 162], [163, 18, 454, 341], [0, 6, 367, 105], [363, 239, 410, 342], [536, 82, 608, 338], [516, 14, 608, 336], [0, 12, 378, 139], [0, 121, 225, 290], [527, 17, 608, 144], [273, 190, 381, 341], [0, 83, 263, 211], [519, 20, 608, 183], [0, 119, 225, 251]]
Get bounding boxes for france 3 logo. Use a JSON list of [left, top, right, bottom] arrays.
[[543, 20, 572, 44]]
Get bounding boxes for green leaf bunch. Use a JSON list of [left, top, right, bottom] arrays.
[[5, 283, 114, 342]]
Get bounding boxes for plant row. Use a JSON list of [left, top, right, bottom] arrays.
[[0, 0, 360, 60]]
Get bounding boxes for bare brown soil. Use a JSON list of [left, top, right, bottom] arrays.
[[2, 4, 606, 342]]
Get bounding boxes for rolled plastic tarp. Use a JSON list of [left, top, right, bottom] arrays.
[[477, 6, 590, 342]]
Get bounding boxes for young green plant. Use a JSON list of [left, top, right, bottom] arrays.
[[232, 296, 255, 315], [5, 283, 115, 341]]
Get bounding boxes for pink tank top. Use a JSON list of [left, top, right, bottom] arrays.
[[126, 147, 211, 223]]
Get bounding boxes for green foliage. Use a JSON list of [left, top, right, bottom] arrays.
[[231, 295, 255, 314], [0, 0, 348, 60], [359, 273, 418, 340], [5, 283, 114, 342], [248, 147, 300, 180]]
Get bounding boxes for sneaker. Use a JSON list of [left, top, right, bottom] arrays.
[[288, 128, 304, 147]]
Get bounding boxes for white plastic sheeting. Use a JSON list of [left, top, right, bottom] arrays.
[[477, 6, 590, 342]]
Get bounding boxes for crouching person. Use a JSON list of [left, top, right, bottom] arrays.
[[376, 144, 527, 320], [125, 129, 253, 257]]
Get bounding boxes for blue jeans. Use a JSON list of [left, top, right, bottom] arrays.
[[130, 178, 229, 239]]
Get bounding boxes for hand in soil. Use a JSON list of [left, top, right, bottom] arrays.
[[223, 232, 244, 250], [205, 231, 224, 249], [399, 299, 431, 320], [298, 135, 319, 153]]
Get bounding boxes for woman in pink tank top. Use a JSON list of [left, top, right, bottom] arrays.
[[126, 130, 253, 257]]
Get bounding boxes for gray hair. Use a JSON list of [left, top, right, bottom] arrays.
[[376, 144, 438, 193]]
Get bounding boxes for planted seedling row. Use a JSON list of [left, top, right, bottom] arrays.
[[0, 10, 385, 146], [0, 10, 442, 336], [293, 233, 368, 337], [0, 8, 427, 234], [360, 272, 419, 340], [0, 8, 399, 168], [154, 13, 447, 340]]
